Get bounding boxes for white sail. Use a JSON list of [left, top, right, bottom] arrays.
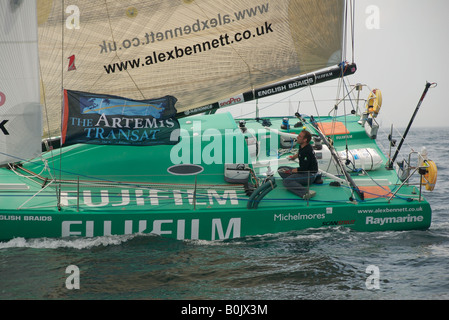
[[37, 0, 347, 136], [0, 0, 42, 165]]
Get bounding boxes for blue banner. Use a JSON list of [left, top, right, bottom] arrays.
[[62, 90, 180, 146]]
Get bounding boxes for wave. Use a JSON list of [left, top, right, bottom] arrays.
[[0, 234, 145, 250]]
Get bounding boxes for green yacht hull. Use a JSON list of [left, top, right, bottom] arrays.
[[0, 113, 432, 241], [0, 202, 431, 241]]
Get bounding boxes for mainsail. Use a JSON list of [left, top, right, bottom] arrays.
[[37, 0, 350, 136], [0, 0, 42, 165]]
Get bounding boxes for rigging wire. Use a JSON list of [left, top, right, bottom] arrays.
[[100, 0, 146, 99], [350, 0, 356, 63], [342, 0, 356, 64], [58, 0, 65, 209], [236, 87, 308, 119], [38, 59, 58, 184]]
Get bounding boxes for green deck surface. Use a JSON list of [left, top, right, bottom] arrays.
[[0, 113, 432, 241]]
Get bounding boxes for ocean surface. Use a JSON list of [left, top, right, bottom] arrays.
[[1, 126, 448, 302]]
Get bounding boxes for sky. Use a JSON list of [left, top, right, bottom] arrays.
[[350, 0, 448, 128], [227, 0, 448, 128]]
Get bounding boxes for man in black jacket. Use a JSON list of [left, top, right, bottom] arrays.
[[281, 130, 318, 199]]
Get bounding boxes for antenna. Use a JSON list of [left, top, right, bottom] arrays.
[[387, 82, 436, 169]]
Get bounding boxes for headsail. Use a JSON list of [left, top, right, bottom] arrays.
[[38, 0, 350, 135], [0, 0, 42, 165]]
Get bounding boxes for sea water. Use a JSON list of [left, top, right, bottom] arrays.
[[1, 127, 448, 301]]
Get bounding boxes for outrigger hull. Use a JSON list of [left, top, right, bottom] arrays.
[[0, 113, 433, 241]]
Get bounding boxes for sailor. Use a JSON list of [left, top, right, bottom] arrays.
[[280, 130, 318, 199]]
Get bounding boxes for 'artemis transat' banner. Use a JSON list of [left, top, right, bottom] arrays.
[[61, 90, 180, 147]]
